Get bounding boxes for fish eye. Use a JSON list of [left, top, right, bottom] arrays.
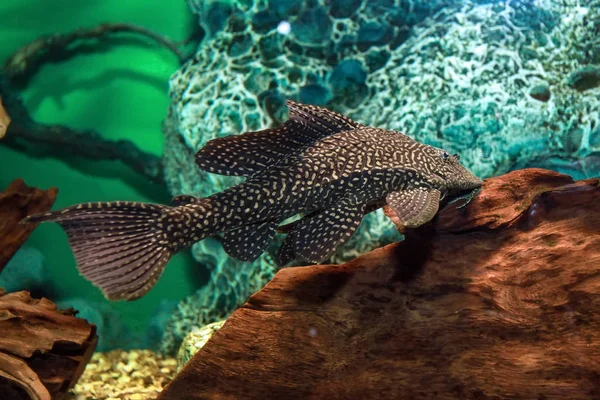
[[453, 153, 460, 160], [442, 152, 450, 160]]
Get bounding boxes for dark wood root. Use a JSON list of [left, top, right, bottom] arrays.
[[0, 179, 57, 274], [3, 22, 190, 82], [159, 168, 600, 400], [0, 290, 98, 400], [0, 77, 164, 184], [0, 22, 194, 185]]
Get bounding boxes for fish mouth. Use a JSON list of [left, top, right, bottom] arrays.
[[443, 186, 481, 207]]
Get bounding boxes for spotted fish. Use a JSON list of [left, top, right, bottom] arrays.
[[22, 100, 482, 300]]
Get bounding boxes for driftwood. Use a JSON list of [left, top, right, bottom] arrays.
[[159, 168, 600, 400], [0, 179, 57, 273], [0, 94, 9, 138], [2, 23, 188, 81], [0, 21, 194, 184], [0, 76, 165, 185], [0, 290, 98, 400]]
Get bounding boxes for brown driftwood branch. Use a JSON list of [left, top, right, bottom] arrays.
[[3, 23, 190, 81], [159, 168, 600, 400], [0, 289, 98, 400], [0, 179, 57, 274], [0, 77, 165, 184], [0, 22, 194, 184]]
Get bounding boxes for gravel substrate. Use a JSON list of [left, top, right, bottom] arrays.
[[68, 350, 177, 400]]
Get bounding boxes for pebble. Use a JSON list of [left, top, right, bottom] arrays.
[[67, 350, 177, 400]]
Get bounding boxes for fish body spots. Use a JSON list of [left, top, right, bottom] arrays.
[[26, 100, 483, 300]]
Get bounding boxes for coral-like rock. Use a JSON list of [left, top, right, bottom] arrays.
[[0, 247, 48, 295], [0, 290, 98, 400], [568, 66, 600, 92], [0, 179, 57, 274], [161, 0, 600, 353], [158, 169, 600, 400], [176, 320, 225, 371], [56, 298, 135, 352], [529, 82, 551, 102]]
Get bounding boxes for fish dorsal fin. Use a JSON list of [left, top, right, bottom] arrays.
[[285, 99, 365, 135], [195, 100, 364, 177]]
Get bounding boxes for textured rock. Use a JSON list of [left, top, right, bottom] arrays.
[[0, 179, 57, 274], [0, 247, 49, 296], [161, 0, 600, 353], [568, 66, 600, 92], [0, 290, 98, 400], [56, 297, 135, 352], [529, 82, 551, 102], [158, 169, 600, 400], [176, 320, 225, 371]]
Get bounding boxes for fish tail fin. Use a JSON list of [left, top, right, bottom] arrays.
[[22, 201, 185, 301]]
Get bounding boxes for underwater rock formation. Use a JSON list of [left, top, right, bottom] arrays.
[[56, 298, 135, 353], [158, 168, 600, 400], [161, 0, 600, 352], [0, 179, 56, 274], [176, 320, 225, 371], [0, 290, 97, 400], [0, 77, 165, 185], [0, 247, 51, 297]]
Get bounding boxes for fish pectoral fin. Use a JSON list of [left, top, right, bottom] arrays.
[[278, 199, 382, 239], [384, 188, 441, 229], [276, 209, 322, 234], [278, 200, 366, 266], [222, 221, 278, 262], [195, 100, 363, 177]]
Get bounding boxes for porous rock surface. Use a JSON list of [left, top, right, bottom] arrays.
[[158, 168, 600, 400], [161, 0, 600, 352], [176, 320, 225, 371]]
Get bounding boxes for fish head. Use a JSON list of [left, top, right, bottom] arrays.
[[428, 148, 483, 196]]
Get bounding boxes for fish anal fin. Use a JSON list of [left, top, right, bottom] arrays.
[[282, 200, 366, 265], [222, 221, 278, 262], [384, 188, 441, 229]]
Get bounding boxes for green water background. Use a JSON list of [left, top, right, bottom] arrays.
[[0, 1, 202, 345]]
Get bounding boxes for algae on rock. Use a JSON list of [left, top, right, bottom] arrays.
[[177, 320, 226, 371]]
